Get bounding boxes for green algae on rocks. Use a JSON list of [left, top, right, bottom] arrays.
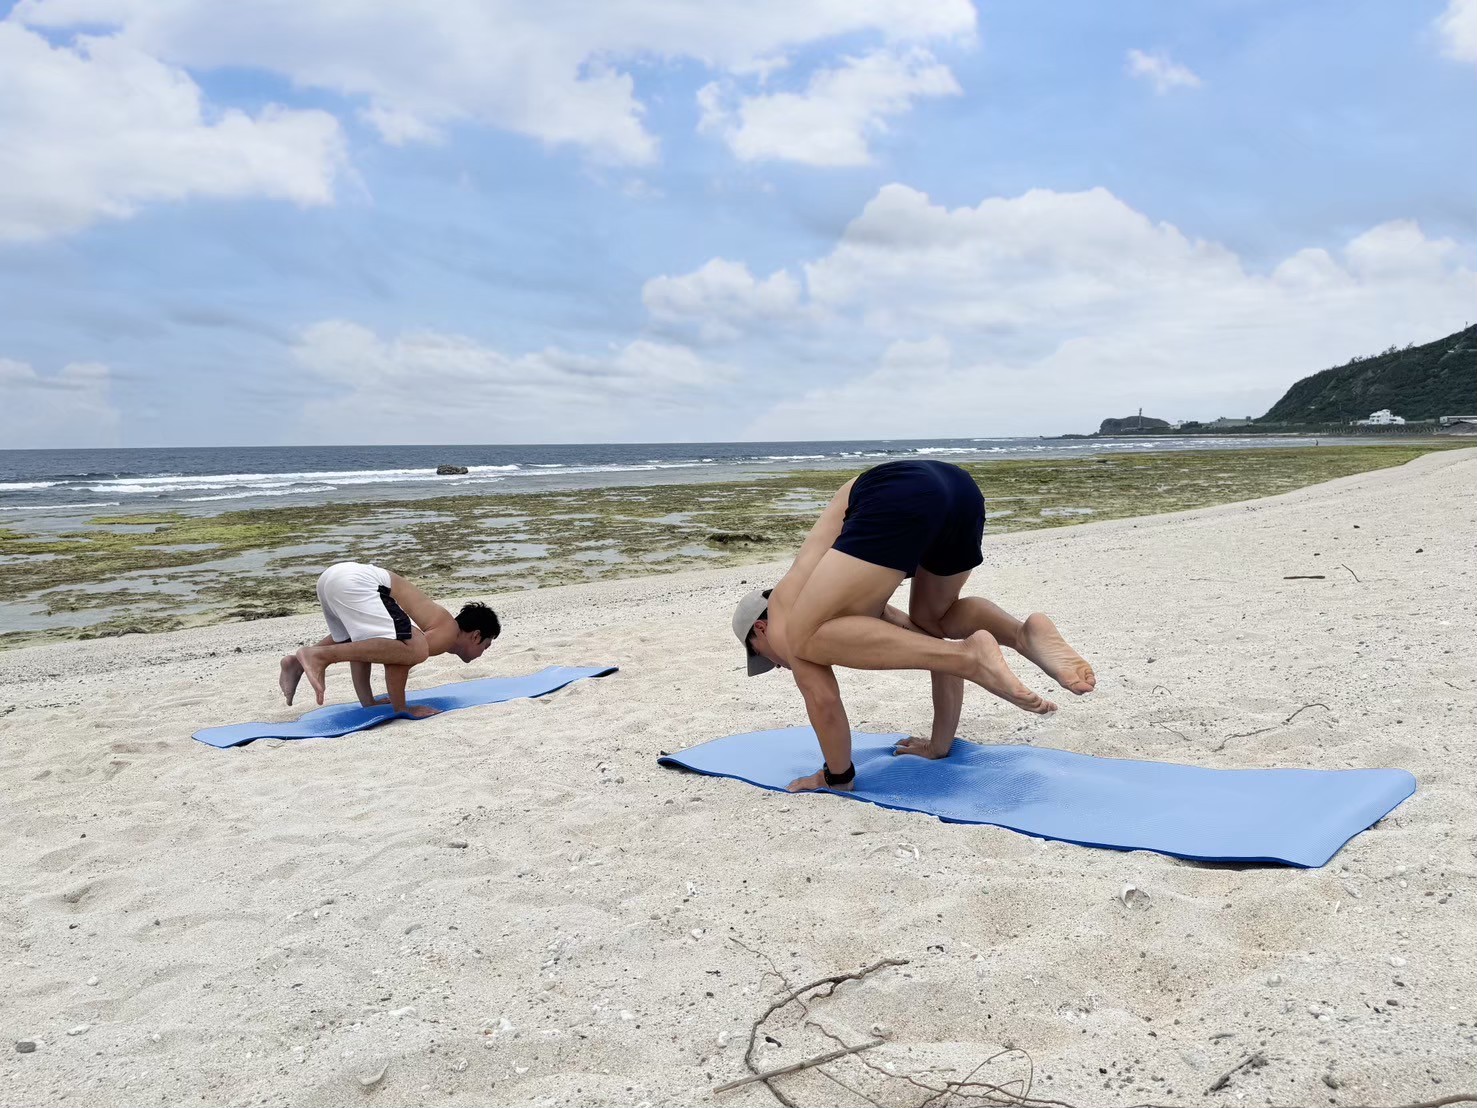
[[0, 443, 1459, 647]]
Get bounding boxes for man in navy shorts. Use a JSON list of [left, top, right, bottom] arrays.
[[730, 460, 1095, 792]]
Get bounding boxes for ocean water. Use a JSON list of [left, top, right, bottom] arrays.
[[0, 436, 1326, 528]]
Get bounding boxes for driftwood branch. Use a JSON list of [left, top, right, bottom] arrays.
[[714, 1039, 884, 1093], [1338, 562, 1362, 582], [720, 940, 1476, 1108], [744, 957, 909, 1060], [725, 942, 907, 1107]]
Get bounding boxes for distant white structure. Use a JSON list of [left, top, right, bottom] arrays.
[[1210, 416, 1254, 428], [1354, 409, 1406, 426]]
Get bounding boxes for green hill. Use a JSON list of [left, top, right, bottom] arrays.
[[1258, 324, 1477, 424]]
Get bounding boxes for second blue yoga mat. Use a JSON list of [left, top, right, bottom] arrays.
[[194, 664, 618, 748], [657, 728, 1414, 867]]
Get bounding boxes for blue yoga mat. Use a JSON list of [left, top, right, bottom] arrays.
[[194, 665, 618, 748], [657, 728, 1414, 867]]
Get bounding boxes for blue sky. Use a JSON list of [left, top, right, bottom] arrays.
[[2, 0, 1474, 447]]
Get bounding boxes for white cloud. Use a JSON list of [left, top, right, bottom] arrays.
[[644, 185, 1477, 438], [802, 184, 1244, 334], [1437, 0, 1477, 63], [0, 356, 119, 447], [1125, 48, 1202, 94], [0, 23, 344, 241], [12, 0, 976, 165], [643, 258, 807, 341], [290, 321, 735, 442], [699, 47, 962, 166]]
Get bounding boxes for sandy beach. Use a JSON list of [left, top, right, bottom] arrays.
[[2, 446, 1473, 1107]]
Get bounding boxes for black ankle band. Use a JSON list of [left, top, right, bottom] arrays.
[[823, 762, 856, 786]]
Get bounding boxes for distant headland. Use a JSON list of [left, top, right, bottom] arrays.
[[1067, 324, 1477, 438]]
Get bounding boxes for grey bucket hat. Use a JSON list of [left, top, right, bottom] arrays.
[[732, 587, 775, 676]]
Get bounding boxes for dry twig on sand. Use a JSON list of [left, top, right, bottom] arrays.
[[721, 946, 1476, 1108], [1214, 701, 1331, 751], [714, 1040, 885, 1093], [1206, 1050, 1268, 1093]]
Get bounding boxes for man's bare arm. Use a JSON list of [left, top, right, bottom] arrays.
[[350, 660, 376, 708], [786, 658, 853, 792], [384, 663, 439, 719]]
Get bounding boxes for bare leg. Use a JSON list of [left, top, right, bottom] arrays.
[[280, 635, 333, 705], [790, 552, 1056, 714], [938, 596, 1024, 650], [915, 576, 1093, 695], [881, 604, 966, 756], [296, 631, 429, 706]]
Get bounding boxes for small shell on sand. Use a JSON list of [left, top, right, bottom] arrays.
[[1119, 884, 1151, 910]]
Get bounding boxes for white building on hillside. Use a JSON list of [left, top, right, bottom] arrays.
[[1355, 409, 1405, 426]]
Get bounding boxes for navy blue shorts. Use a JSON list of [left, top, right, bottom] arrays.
[[833, 460, 986, 577]]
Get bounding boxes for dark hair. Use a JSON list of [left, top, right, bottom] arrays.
[[745, 589, 774, 649], [456, 602, 501, 642]]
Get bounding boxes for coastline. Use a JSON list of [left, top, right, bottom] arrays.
[[1, 446, 1472, 1106], [1, 442, 1465, 649]]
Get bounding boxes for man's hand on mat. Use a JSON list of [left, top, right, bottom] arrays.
[[372, 695, 437, 719], [787, 768, 853, 793], [893, 736, 952, 759]]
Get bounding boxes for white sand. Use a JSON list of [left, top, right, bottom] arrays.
[[2, 448, 1474, 1108]]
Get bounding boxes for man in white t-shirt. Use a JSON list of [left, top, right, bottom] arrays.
[[278, 562, 500, 717]]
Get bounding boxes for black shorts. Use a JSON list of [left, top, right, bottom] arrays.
[[833, 460, 985, 577]]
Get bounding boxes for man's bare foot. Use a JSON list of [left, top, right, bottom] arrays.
[[295, 646, 328, 705], [278, 654, 304, 705], [787, 768, 855, 792], [1017, 613, 1096, 695], [963, 631, 1057, 715]]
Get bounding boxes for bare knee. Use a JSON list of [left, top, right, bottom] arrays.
[[907, 601, 949, 639]]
